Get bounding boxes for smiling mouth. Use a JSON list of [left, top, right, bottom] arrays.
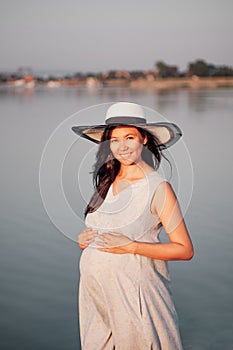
[[120, 153, 132, 159]]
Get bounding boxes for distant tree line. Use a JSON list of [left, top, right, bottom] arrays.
[[1, 59, 233, 83], [155, 59, 233, 78]]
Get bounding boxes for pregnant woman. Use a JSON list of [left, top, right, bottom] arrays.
[[72, 102, 194, 350]]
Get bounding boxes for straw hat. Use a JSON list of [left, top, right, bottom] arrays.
[[72, 102, 182, 149]]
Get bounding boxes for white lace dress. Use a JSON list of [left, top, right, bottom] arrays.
[[79, 171, 183, 350]]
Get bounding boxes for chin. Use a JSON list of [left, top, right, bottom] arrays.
[[118, 158, 137, 165]]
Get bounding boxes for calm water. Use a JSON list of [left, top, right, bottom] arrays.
[[0, 86, 233, 350]]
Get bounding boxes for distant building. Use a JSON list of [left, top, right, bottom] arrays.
[[166, 66, 179, 77]]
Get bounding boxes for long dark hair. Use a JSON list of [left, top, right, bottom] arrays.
[[84, 125, 168, 216]]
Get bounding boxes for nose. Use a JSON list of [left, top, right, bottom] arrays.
[[119, 139, 128, 151]]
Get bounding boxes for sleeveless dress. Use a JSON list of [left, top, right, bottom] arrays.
[[79, 171, 183, 350]]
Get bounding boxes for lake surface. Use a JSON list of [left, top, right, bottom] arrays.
[[0, 85, 233, 350]]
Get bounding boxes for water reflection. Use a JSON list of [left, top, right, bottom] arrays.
[[187, 88, 233, 114]]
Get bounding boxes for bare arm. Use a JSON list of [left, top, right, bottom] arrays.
[[131, 181, 194, 260], [98, 182, 194, 261]]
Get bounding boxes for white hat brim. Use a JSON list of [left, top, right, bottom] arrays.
[[72, 122, 182, 149]]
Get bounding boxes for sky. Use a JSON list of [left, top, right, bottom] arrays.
[[0, 0, 233, 74]]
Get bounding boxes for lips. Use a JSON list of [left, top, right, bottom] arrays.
[[120, 153, 132, 158]]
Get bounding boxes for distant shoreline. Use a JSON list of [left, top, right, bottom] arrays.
[[1, 76, 233, 90], [129, 76, 233, 90]]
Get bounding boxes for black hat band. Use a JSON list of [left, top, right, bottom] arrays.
[[105, 116, 147, 125]]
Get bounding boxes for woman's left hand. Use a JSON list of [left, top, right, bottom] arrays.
[[96, 232, 135, 254]]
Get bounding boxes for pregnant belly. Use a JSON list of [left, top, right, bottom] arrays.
[[79, 246, 138, 280]]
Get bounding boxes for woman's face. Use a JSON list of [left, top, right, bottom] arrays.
[[109, 126, 146, 165]]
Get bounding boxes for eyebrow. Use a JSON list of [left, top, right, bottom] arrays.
[[111, 133, 136, 139]]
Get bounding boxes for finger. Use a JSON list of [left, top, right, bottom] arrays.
[[84, 228, 98, 234], [85, 236, 97, 243], [85, 232, 98, 239], [95, 240, 106, 247], [97, 248, 111, 253], [104, 231, 122, 237], [98, 234, 107, 242], [78, 242, 87, 249], [97, 248, 122, 254], [100, 233, 114, 242], [78, 236, 94, 244], [80, 231, 98, 239], [84, 238, 94, 243]]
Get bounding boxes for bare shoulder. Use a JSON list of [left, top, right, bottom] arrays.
[[151, 180, 178, 216]]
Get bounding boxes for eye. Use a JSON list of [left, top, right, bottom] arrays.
[[126, 136, 134, 140], [110, 138, 118, 143]]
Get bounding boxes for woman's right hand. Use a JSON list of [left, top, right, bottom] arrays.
[[78, 228, 98, 250]]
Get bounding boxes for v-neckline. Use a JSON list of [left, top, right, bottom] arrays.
[[111, 171, 156, 197]]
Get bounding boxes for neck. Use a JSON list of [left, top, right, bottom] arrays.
[[118, 160, 149, 179]]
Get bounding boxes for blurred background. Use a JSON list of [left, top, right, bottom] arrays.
[[1, 1, 233, 349]]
